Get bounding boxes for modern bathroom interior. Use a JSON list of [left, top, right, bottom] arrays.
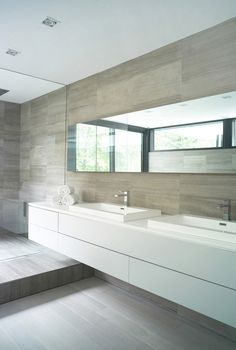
[[0, 1, 236, 349]]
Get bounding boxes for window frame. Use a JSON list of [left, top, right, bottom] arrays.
[[68, 117, 236, 174], [71, 120, 146, 173], [150, 118, 235, 152]]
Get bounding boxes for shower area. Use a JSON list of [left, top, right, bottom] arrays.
[[0, 101, 35, 301], [1, 199, 27, 234], [0, 101, 27, 236], [0, 101, 87, 305]]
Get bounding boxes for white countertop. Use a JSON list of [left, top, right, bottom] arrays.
[[28, 202, 236, 252]]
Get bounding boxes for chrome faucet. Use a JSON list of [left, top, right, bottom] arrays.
[[114, 190, 129, 207], [216, 199, 231, 221]]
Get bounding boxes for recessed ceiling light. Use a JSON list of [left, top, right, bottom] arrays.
[[6, 49, 20, 56], [221, 95, 232, 99], [42, 16, 60, 28]]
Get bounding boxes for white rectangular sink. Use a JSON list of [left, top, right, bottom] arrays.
[[69, 202, 161, 222], [148, 215, 236, 243]]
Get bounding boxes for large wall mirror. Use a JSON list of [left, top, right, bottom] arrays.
[[67, 91, 236, 173]]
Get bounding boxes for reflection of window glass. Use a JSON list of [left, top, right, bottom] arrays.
[[96, 126, 110, 171], [76, 124, 110, 171], [154, 122, 223, 150], [76, 124, 96, 171], [76, 123, 142, 172], [232, 119, 236, 147], [115, 130, 142, 172]]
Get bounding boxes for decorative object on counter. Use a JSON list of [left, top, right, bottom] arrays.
[[52, 185, 77, 206], [57, 185, 74, 196], [64, 194, 76, 206]]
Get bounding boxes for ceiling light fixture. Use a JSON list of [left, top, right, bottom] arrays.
[[42, 16, 60, 28], [6, 49, 20, 56]]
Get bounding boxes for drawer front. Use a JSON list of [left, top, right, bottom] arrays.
[[129, 257, 236, 328], [29, 224, 58, 251], [29, 206, 58, 231], [59, 234, 129, 282]]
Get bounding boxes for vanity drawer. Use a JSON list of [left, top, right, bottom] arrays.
[[29, 206, 58, 231], [129, 257, 236, 327], [29, 224, 58, 251], [58, 234, 129, 282]]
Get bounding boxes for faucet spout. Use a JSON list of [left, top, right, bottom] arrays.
[[114, 190, 129, 207], [216, 199, 231, 221]]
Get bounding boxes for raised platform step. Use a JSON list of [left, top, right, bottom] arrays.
[[0, 228, 93, 304]]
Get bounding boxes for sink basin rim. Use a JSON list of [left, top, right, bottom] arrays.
[[147, 214, 236, 243], [148, 214, 236, 233], [69, 202, 161, 222]]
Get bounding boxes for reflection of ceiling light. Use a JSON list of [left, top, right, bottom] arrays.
[[179, 103, 187, 107], [6, 49, 20, 56], [42, 16, 60, 27], [221, 95, 232, 99], [145, 110, 152, 113]]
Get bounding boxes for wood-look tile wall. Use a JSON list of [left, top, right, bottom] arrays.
[[0, 101, 20, 225], [66, 18, 236, 219], [149, 149, 236, 173], [20, 18, 236, 220], [19, 88, 66, 203]]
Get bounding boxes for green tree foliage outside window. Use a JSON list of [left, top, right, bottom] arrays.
[[76, 124, 142, 172]]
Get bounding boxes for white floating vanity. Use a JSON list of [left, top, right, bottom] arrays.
[[28, 202, 236, 328]]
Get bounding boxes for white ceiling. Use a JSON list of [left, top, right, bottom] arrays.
[[0, 0, 236, 104], [0, 68, 63, 103]]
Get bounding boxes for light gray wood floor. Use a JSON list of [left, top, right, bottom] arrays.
[[0, 277, 235, 350], [0, 228, 92, 305], [0, 229, 81, 284], [0, 229, 40, 261]]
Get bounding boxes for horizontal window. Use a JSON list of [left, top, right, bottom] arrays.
[[153, 121, 223, 151]]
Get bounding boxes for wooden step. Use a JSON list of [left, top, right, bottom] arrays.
[[0, 229, 94, 304]]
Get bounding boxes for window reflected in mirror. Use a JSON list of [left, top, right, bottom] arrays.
[[70, 122, 143, 172], [153, 121, 223, 151], [67, 90, 236, 173], [76, 124, 110, 172]]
